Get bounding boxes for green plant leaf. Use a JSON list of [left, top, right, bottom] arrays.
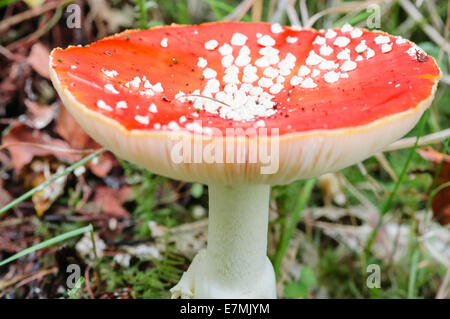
[[274, 179, 316, 278], [284, 266, 317, 298], [191, 183, 204, 198], [0, 0, 19, 8], [299, 266, 317, 287], [67, 276, 85, 299], [284, 281, 308, 298]]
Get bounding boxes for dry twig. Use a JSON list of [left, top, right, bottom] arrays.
[[0, 0, 71, 32], [224, 0, 255, 21], [398, 0, 450, 55], [383, 129, 450, 152]]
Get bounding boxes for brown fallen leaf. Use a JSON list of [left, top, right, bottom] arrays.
[[24, 99, 55, 129], [0, 179, 12, 207], [1, 123, 79, 172], [93, 186, 132, 217], [317, 173, 346, 206], [56, 105, 90, 149], [417, 147, 450, 163], [27, 42, 50, 79], [56, 105, 115, 177], [432, 162, 450, 226], [0, 62, 30, 111], [27, 159, 67, 216], [87, 151, 115, 178], [417, 147, 450, 225]]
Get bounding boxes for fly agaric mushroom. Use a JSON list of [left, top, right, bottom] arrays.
[[49, 22, 441, 298]]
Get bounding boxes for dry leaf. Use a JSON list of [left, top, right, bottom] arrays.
[[0, 180, 12, 207], [27, 42, 50, 79], [87, 0, 134, 33], [29, 160, 67, 216], [56, 106, 91, 149], [24, 99, 55, 129], [156, 219, 208, 259], [87, 151, 115, 178], [93, 186, 132, 217], [56, 105, 115, 177], [317, 173, 346, 206], [432, 162, 450, 225], [417, 147, 450, 225], [417, 147, 450, 163], [2, 123, 79, 172]]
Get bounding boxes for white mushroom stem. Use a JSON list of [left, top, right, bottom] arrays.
[[170, 183, 276, 299]]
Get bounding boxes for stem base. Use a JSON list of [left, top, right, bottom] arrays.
[[170, 249, 276, 298]]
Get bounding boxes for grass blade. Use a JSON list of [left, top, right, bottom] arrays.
[[364, 109, 430, 256], [274, 178, 316, 279], [407, 249, 420, 298], [67, 276, 85, 299], [0, 149, 105, 216], [0, 224, 93, 267]]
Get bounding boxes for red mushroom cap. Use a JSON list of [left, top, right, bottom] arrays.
[[50, 22, 441, 185]]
